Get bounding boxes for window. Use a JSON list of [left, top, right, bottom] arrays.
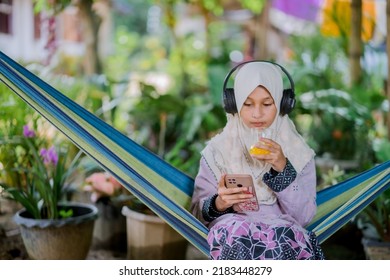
[[0, 0, 12, 34]]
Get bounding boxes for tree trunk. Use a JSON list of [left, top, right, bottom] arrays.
[[387, 0, 390, 140], [253, 1, 270, 59], [77, 0, 102, 75], [349, 0, 363, 85]]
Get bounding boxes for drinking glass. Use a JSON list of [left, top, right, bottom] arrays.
[[249, 128, 274, 155]]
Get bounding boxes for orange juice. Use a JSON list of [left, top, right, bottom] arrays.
[[249, 145, 270, 155], [249, 127, 273, 155]]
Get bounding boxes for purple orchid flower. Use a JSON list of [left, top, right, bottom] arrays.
[[23, 125, 36, 138], [40, 146, 58, 166]]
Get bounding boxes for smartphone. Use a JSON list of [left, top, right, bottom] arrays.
[[225, 174, 259, 212]]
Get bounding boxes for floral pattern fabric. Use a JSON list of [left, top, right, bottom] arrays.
[[208, 215, 324, 260]]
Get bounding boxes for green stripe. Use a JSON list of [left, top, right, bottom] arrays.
[[312, 170, 389, 239]]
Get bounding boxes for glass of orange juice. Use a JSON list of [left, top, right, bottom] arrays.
[[249, 128, 274, 155]]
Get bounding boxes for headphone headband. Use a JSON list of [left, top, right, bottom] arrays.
[[222, 60, 295, 94], [222, 60, 296, 116]]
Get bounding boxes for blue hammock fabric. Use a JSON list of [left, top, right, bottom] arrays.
[[0, 51, 389, 256]]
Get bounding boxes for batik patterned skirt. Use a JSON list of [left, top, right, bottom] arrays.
[[207, 215, 325, 260]]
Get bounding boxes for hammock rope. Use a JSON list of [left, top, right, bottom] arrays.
[[0, 52, 209, 254], [0, 51, 389, 255]]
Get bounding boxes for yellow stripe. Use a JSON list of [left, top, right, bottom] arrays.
[[312, 169, 389, 239]]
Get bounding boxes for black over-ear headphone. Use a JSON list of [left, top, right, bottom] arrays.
[[222, 60, 296, 116]]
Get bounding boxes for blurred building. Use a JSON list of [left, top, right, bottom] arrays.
[[0, 0, 116, 67], [0, 0, 85, 63], [0, 0, 386, 66]]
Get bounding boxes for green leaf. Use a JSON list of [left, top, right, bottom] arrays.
[[59, 208, 73, 219]]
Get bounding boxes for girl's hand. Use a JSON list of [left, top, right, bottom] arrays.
[[214, 174, 254, 212], [251, 138, 287, 172]]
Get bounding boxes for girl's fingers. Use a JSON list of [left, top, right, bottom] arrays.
[[218, 188, 253, 203], [231, 197, 254, 204], [217, 175, 255, 209], [218, 174, 226, 188], [220, 186, 250, 195]]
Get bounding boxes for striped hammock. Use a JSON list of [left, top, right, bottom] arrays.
[[1, 51, 389, 256]]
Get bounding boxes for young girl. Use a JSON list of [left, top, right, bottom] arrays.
[[190, 61, 325, 260]]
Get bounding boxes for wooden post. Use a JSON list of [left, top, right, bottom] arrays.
[[254, 1, 270, 59], [350, 0, 363, 85], [387, 0, 390, 140]]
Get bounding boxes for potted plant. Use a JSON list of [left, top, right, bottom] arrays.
[[0, 124, 98, 260], [82, 170, 132, 253], [0, 88, 37, 215], [357, 188, 390, 259], [121, 201, 188, 260], [82, 168, 187, 259]]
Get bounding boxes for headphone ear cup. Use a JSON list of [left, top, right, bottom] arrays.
[[280, 89, 296, 116], [223, 87, 238, 114]]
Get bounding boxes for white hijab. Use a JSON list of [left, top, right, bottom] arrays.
[[201, 62, 315, 205]]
